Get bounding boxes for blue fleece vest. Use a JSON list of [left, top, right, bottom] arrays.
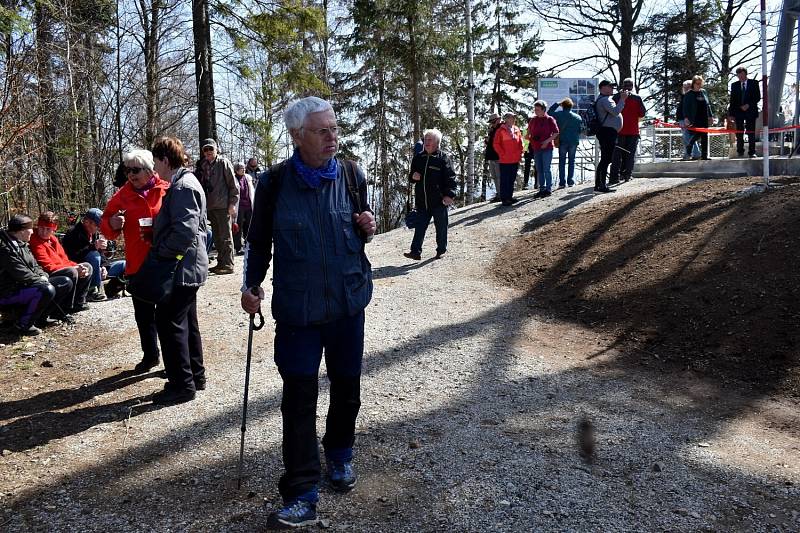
[[271, 162, 372, 326]]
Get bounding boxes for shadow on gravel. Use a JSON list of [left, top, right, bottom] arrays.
[[0, 369, 157, 422], [5, 181, 798, 531], [5, 289, 797, 531], [520, 189, 596, 233], [449, 196, 538, 228], [372, 258, 438, 279], [0, 394, 162, 452]]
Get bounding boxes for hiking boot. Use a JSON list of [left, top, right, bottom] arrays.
[[434, 251, 446, 260], [194, 376, 206, 391], [88, 286, 106, 302], [267, 499, 317, 529], [210, 265, 234, 275], [152, 387, 195, 405], [403, 251, 421, 261], [15, 323, 41, 336], [593, 187, 615, 194], [327, 460, 357, 492], [489, 196, 501, 203]]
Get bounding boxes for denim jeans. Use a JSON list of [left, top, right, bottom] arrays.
[[498, 163, 518, 202], [83, 252, 126, 288], [681, 125, 700, 157], [533, 150, 553, 192], [558, 143, 578, 186], [274, 311, 364, 502], [410, 204, 449, 255]]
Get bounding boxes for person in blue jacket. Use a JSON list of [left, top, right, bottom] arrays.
[[241, 96, 376, 529]]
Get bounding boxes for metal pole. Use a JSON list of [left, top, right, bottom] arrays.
[[761, 0, 770, 187]]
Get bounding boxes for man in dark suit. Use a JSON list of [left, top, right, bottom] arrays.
[[727, 66, 761, 158]]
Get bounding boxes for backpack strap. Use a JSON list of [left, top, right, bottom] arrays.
[[341, 159, 366, 213], [263, 161, 288, 220]]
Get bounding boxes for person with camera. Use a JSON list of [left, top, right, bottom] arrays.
[[101, 149, 170, 373], [594, 80, 627, 193], [29, 211, 93, 315], [194, 138, 238, 275], [0, 214, 74, 335], [241, 96, 375, 529], [62, 208, 126, 301]]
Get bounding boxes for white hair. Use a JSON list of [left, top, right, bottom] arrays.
[[123, 149, 155, 171], [284, 97, 334, 131], [423, 128, 443, 144]]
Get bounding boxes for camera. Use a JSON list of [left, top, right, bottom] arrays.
[[106, 240, 117, 253]]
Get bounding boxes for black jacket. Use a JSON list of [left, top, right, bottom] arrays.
[[728, 79, 760, 119], [409, 150, 458, 211], [484, 125, 500, 160], [0, 230, 49, 298], [62, 222, 104, 265]]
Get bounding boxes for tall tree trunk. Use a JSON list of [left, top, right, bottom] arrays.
[[618, 0, 633, 81], [406, 12, 420, 144], [193, 0, 217, 143], [143, 0, 161, 147], [35, 1, 61, 210], [686, 0, 697, 73]]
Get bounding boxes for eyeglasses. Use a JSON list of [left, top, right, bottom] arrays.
[[124, 167, 143, 174], [302, 126, 339, 136]]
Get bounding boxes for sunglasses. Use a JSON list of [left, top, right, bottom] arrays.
[[203, 146, 216, 152], [124, 167, 144, 174]]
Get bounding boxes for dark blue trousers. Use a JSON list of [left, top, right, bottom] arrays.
[[410, 204, 448, 256], [274, 311, 364, 503], [498, 162, 518, 202]]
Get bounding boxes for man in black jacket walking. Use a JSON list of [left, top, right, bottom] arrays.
[[403, 128, 458, 261], [727, 66, 761, 158]]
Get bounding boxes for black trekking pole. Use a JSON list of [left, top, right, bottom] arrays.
[[238, 287, 265, 489]]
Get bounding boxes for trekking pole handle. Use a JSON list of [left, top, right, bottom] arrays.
[[249, 286, 265, 331]]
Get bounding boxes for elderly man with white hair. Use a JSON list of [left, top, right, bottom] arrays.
[[402, 128, 458, 261], [241, 96, 376, 529]]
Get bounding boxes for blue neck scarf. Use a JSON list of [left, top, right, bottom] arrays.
[[291, 149, 338, 189]]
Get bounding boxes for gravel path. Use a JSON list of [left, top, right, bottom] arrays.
[[2, 179, 798, 532]]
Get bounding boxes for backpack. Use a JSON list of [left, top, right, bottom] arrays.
[[583, 99, 601, 137], [261, 159, 366, 226]]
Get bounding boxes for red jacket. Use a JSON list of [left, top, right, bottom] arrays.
[[615, 93, 646, 136], [492, 124, 524, 164], [101, 176, 170, 275], [29, 234, 76, 273]]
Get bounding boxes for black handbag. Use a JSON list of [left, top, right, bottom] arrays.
[[127, 253, 180, 305], [404, 206, 419, 229]]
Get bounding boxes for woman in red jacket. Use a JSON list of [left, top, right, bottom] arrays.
[[492, 112, 524, 206], [101, 149, 170, 373]]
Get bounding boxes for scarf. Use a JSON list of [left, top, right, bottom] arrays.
[[291, 149, 338, 189], [134, 175, 157, 198]]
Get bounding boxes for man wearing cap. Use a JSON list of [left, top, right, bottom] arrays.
[[492, 112, 524, 206], [609, 78, 646, 184], [62, 208, 127, 301], [0, 214, 74, 335], [483, 113, 502, 201], [233, 162, 255, 256], [28, 211, 93, 314], [594, 80, 628, 193], [195, 138, 238, 275]]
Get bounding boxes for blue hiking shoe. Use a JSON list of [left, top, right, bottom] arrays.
[[328, 460, 357, 492], [267, 499, 317, 529]]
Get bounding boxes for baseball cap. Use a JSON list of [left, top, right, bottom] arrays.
[[84, 208, 102, 225], [598, 80, 616, 89], [488, 113, 501, 122], [201, 138, 218, 150]]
